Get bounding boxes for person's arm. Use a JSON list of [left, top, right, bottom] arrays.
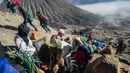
[[88, 44, 94, 53], [57, 58, 69, 73]]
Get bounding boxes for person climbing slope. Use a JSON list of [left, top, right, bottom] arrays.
[[36, 11, 50, 33], [6, 0, 17, 13], [116, 40, 126, 54], [17, 5, 38, 31]]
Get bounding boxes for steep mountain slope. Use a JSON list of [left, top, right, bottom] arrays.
[[22, 0, 101, 27], [1, 0, 129, 40], [0, 12, 77, 46], [0, 12, 58, 46], [0, 0, 101, 28]]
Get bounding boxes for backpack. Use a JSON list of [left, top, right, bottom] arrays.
[[0, 58, 19, 73]]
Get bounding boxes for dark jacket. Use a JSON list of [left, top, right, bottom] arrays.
[[18, 6, 30, 19], [0, 42, 5, 60]]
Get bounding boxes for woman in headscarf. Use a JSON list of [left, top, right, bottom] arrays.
[[15, 24, 36, 55]]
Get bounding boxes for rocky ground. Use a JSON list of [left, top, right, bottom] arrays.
[[0, 12, 58, 46]]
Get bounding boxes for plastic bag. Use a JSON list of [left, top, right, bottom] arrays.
[[0, 58, 19, 73]]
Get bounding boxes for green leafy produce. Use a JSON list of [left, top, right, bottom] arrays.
[[7, 47, 36, 73]]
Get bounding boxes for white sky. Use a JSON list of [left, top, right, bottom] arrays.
[[77, 1, 130, 15], [0, 0, 3, 3]]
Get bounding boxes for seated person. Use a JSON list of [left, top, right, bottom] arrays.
[[14, 24, 36, 55]]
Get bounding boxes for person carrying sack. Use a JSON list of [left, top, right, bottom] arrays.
[[36, 11, 50, 33], [18, 6, 38, 31]]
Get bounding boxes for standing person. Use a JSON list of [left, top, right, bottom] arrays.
[[18, 6, 38, 31], [36, 11, 50, 33], [14, 24, 36, 55], [6, 0, 17, 13], [116, 40, 126, 54]]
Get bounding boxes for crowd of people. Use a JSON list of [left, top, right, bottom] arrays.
[[0, 0, 127, 73]]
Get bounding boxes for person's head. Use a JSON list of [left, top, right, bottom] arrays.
[[36, 11, 41, 16], [14, 0, 21, 6], [79, 31, 83, 35], [87, 39, 92, 44], [49, 38, 63, 55], [64, 37, 70, 43], [18, 24, 30, 37], [41, 64, 48, 71], [58, 57, 65, 67], [58, 29, 65, 36]]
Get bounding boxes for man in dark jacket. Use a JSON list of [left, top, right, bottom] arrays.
[[116, 40, 126, 54]]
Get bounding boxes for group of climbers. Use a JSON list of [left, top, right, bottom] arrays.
[[14, 23, 78, 73], [2, 21, 126, 73], [5, 0, 50, 32], [72, 35, 105, 73], [0, 25, 128, 73]]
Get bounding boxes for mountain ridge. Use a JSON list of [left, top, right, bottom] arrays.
[[0, 0, 101, 28]]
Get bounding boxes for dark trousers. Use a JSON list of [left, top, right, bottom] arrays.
[[41, 24, 50, 33], [10, 8, 16, 13]]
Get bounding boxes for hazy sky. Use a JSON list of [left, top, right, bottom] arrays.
[[0, 0, 3, 3], [77, 1, 130, 16]]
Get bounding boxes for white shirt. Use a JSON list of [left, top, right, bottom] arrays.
[[15, 35, 36, 55]]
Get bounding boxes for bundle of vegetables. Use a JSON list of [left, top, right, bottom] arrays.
[[7, 47, 36, 73]]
